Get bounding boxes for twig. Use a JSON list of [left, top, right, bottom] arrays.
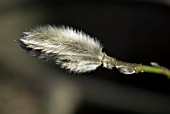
[[111, 58, 170, 78], [135, 64, 170, 78]]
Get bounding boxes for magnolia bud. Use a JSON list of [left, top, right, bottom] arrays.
[[18, 25, 115, 73]]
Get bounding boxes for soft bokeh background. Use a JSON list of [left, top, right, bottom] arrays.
[[0, 0, 170, 114]]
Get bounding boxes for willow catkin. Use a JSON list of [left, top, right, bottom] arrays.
[[18, 25, 115, 73]]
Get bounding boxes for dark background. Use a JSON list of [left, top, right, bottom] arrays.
[[0, 0, 170, 114]]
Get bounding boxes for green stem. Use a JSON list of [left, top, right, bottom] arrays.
[[103, 54, 170, 78], [112, 59, 170, 78], [135, 64, 170, 78]]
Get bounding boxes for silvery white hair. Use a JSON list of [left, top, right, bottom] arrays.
[[18, 25, 117, 73]]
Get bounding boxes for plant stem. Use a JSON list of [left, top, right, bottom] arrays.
[[135, 64, 170, 78], [112, 59, 170, 78]]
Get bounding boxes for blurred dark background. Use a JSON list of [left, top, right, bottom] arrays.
[[0, 0, 170, 114]]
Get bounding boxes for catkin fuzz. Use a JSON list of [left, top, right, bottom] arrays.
[[19, 25, 112, 73]]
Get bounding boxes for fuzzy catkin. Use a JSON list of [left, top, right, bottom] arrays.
[[19, 25, 114, 73]]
